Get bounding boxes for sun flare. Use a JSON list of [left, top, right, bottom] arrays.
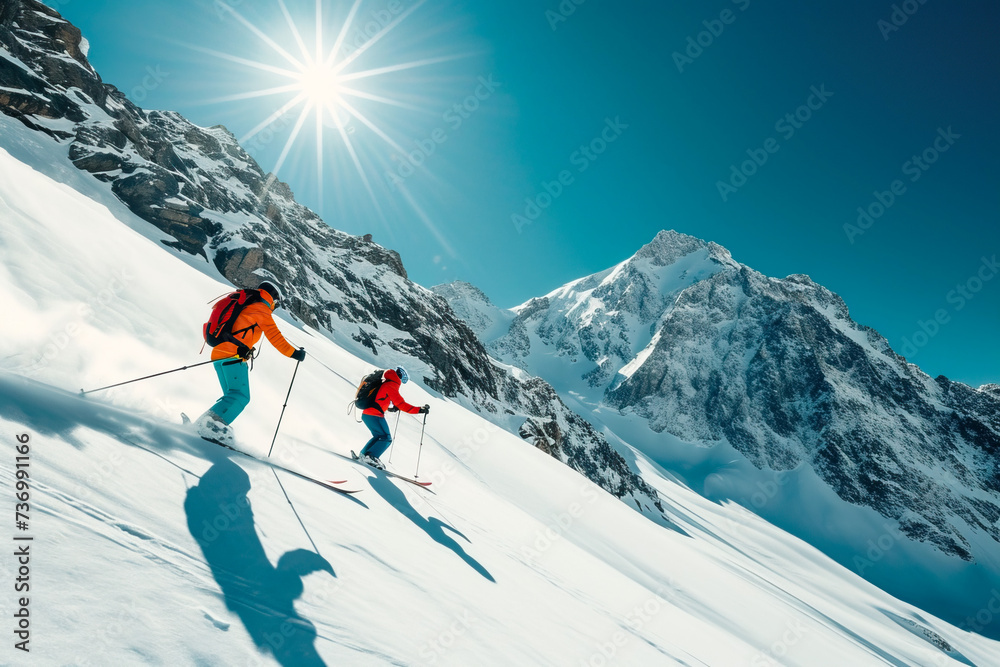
[[296, 61, 343, 108], [197, 0, 461, 213]]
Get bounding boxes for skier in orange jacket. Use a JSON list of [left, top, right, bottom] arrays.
[[196, 281, 305, 445]]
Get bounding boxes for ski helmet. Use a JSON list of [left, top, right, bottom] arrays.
[[257, 281, 282, 307], [395, 366, 409, 384]]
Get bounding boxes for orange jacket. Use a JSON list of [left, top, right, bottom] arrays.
[[210, 291, 297, 360]]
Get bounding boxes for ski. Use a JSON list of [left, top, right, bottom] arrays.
[[204, 439, 362, 495], [346, 450, 433, 488], [180, 412, 359, 493]]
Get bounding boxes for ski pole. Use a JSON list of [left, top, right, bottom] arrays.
[[414, 411, 428, 479], [271, 468, 322, 556], [267, 352, 302, 458], [310, 354, 353, 385], [388, 410, 401, 463], [80, 359, 219, 395]]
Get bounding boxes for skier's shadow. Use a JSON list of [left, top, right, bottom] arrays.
[[184, 457, 335, 666], [367, 473, 495, 582]]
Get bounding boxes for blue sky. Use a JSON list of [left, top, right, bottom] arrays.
[[54, 0, 998, 386]]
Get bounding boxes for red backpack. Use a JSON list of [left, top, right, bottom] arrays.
[[203, 289, 263, 353]]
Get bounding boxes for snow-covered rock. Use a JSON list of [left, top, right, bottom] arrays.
[[431, 281, 514, 344]]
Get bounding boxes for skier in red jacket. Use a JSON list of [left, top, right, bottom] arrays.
[[358, 366, 428, 469]]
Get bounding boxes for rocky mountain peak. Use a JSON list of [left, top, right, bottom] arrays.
[[978, 384, 1000, 399], [706, 241, 739, 268], [432, 280, 494, 306], [784, 273, 814, 285], [633, 229, 707, 266]]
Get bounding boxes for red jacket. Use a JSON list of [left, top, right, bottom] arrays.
[[363, 369, 420, 417]]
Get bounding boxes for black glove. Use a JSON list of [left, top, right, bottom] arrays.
[[291, 348, 306, 362], [236, 343, 253, 360], [387, 406, 400, 413], [419, 404, 430, 414]]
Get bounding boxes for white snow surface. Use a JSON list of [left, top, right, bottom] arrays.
[[1, 144, 999, 666]]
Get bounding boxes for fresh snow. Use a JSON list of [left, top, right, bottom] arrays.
[[1, 124, 999, 666]]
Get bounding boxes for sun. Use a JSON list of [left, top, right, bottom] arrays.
[[297, 62, 341, 105], [295, 60, 348, 127], [192, 0, 465, 245]]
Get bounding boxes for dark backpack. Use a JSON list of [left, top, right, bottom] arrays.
[[203, 289, 263, 355], [355, 370, 386, 410]]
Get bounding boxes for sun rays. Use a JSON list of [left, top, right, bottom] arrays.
[[201, 0, 456, 226]]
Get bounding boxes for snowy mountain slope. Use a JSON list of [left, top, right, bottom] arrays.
[[0, 0, 663, 521], [431, 281, 515, 344], [1, 144, 999, 665], [439, 230, 1000, 638]]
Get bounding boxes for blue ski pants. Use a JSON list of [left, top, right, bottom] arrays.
[[360, 413, 392, 458], [209, 359, 250, 424]]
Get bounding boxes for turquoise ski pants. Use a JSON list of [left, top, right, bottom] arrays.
[[209, 359, 250, 424]]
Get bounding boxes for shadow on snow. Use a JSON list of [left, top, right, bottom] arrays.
[[185, 457, 335, 666], [366, 472, 495, 583]]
